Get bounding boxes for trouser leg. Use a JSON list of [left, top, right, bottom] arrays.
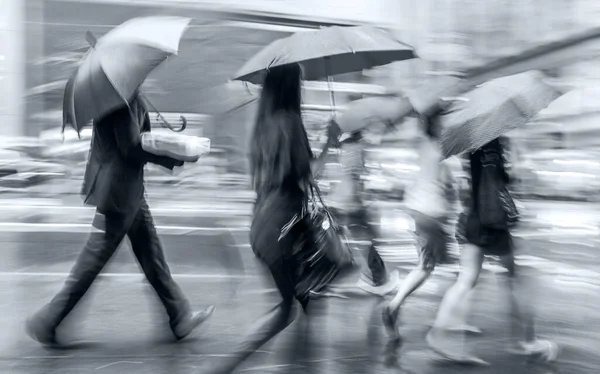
[[127, 200, 190, 328], [41, 210, 132, 329], [353, 209, 388, 285]]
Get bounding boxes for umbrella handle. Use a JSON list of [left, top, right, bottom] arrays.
[[141, 94, 187, 132], [155, 112, 187, 132]]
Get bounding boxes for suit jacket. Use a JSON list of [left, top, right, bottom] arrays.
[[81, 96, 176, 215]]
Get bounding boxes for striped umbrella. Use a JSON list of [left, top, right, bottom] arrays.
[[436, 71, 563, 158]]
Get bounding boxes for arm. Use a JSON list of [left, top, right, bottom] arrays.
[[441, 162, 460, 215], [112, 107, 182, 170], [311, 119, 341, 177]]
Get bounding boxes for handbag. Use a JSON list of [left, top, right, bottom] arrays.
[[478, 152, 519, 229], [305, 181, 355, 269], [280, 180, 356, 297]]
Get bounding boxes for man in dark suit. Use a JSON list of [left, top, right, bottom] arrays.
[[26, 94, 215, 346]]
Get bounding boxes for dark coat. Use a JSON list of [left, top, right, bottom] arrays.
[[81, 97, 179, 214]]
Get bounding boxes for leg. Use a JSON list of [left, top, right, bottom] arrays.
[[446, 290, 482, 334], [388, 214, 439, 312], [359, 208, 388, 286], [127, 200, 213, 339], [27, 210, 131, 345], [389, 268, 432, 312], [351, 209, 399, 296], [211, 260, 299, 373], [498, 251, 535, 342], [383, 216, 435, 338], [426, 244, 485, 362], [432, 243, 484, 328], [499, 251, 558, 360]]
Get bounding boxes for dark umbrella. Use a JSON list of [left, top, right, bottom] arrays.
[[233, 25, 415, 84], [233, 25, 416, 116], [199, 81, 261, 115], [62, 16, 192, 134]]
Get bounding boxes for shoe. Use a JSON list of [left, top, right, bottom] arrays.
[[172, 305, 215, 341], [357, 270, 399, 296], [509, 339, 559, 361], [26, 316, 59, 348], [381, 305, 400, 339]]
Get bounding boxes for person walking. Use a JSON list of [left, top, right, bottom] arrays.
[[426, 138, 558, 364], [204, 63, 338, 373], [26, 93, 215, 347], [381, 116, 460, 338], [327, 115, 399, 296]]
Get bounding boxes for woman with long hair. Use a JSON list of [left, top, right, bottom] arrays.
[[426, 138, 558, 364], [206, 63, 334, 373]]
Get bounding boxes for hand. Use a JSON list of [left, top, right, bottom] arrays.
[[326, 120, 342, 145], [162, 158, 184, 170]]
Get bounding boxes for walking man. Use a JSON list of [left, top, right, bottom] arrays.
[[26, 94, 215, 346]]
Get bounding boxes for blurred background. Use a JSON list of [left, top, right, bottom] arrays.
[[2, 0, 600, 202], [2, 1, 600, 373]]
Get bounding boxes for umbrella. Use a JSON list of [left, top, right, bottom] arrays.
[[335, 76, 472, 133], [233, 25, 415, 117], [435, 71, 563, 158], [233, 26, 415, 84], [199, 81, 261, 115], [336, 96, 411, 133], [537, 87, 600, 119], [62, 16, 192, 133]]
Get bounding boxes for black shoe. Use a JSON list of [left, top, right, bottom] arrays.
[[26, 316, 59, 348], [172, 305, 215, 341]]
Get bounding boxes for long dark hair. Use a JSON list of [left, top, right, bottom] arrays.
[[249, 63, 313, 195]]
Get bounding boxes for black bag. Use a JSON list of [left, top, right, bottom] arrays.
[[281, 181, 356, 297], [478, 153, 519, 229]]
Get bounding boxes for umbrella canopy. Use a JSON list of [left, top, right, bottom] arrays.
[[199, 81, 261, 115], [336, 96, 410, 133], [233, 25, 416, 84], [436, 71, 563, 158], [537, 87, 600, 119], [63, 16, 192, 132]]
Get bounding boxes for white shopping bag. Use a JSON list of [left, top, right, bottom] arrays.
[[141, 132, 210, 162]]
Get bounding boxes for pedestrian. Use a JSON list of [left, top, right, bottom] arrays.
[[326, 106, 399, 296], [426, 138, 558, 364], [26, 93, 215, 347], [204, 63, 335, 373], [381, 115, 465, 340]]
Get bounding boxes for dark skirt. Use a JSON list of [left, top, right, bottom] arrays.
[[456, 210, 512, 257], [411, 210, 451, 271]]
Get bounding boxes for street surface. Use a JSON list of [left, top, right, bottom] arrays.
[[0, 198, 599, 373]]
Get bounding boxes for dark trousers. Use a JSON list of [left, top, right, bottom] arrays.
[[331, 207, 388, 286], [214, 259, 315, 373], [214, 203, 315, 373], [41, 199, 190, 330]]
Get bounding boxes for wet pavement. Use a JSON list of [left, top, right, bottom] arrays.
[[0, 199, 599, 373], [2, 256, 600, 374]]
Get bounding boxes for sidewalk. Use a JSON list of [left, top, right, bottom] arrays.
[[2, 253, 598, 374]]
